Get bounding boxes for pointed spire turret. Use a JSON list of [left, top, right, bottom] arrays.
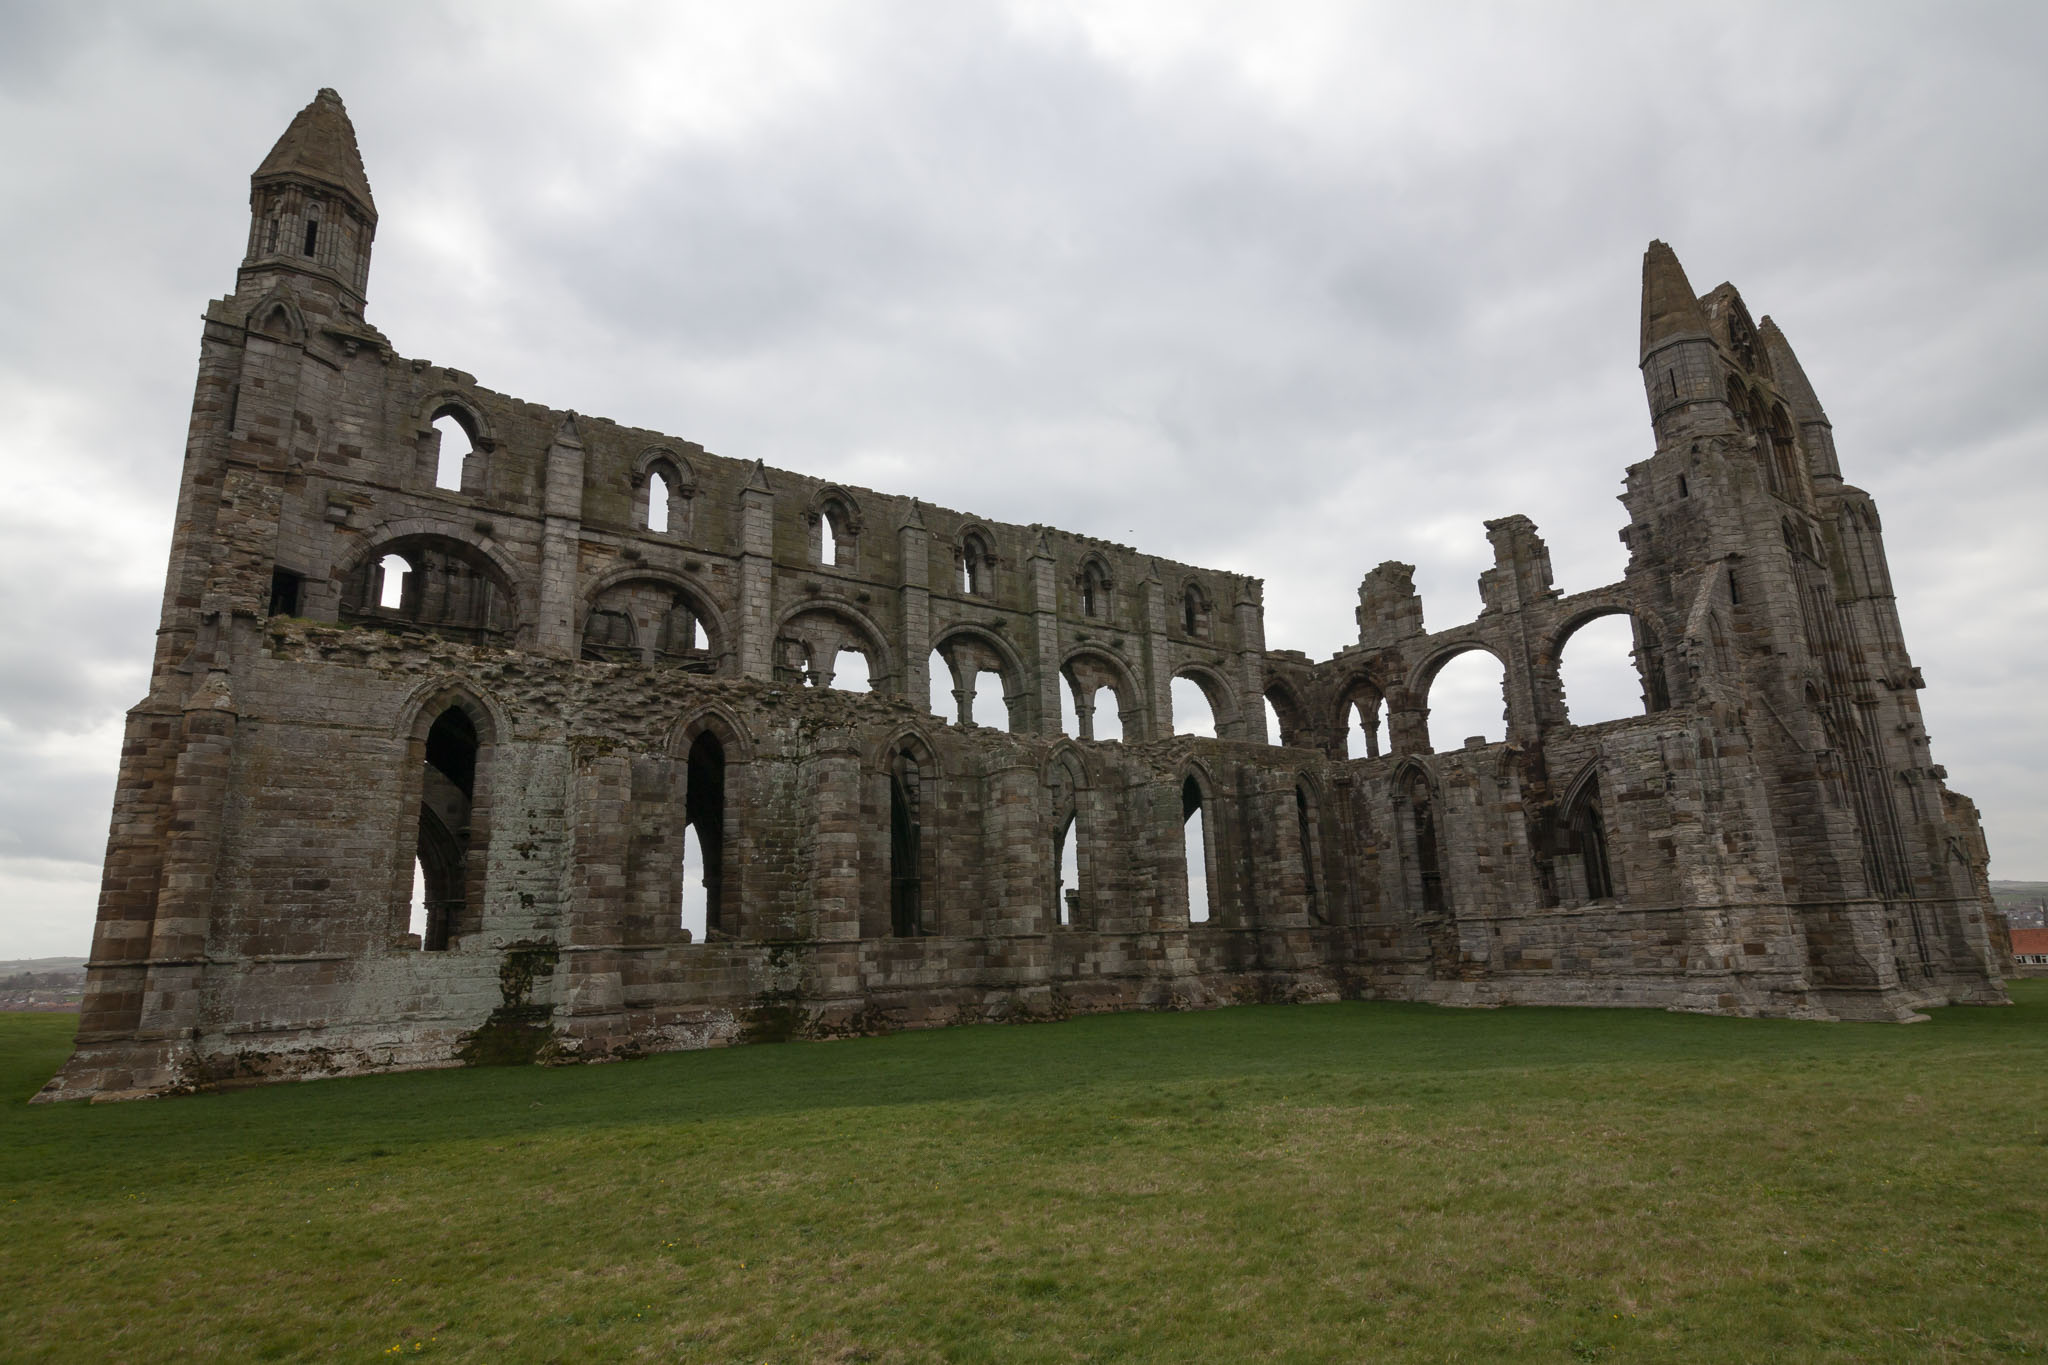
[[1637, 240, 1731, 444], [1640, 240, 1711, 360], [241, 90, 378, 314], [1758, 317, 1827, 425], [254, 88, 376, 222], [1760, 316, 1841, 486]]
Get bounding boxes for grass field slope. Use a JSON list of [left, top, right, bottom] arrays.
[[5, 988, 2047, 1363]]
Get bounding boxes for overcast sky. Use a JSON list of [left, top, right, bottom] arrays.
[[2, 1, 2043, 958]]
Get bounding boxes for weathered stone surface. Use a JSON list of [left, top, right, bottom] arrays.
[[38, 97, 2009, 1102]]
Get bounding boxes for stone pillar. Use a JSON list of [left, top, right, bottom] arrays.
[[135, 669, 239, 1045], [899, 501, 931, 707], [564, 750, 632, 1022], [1234, 578, 1268, 743], [738, 460, 776, 681], [536, 414, 586, 657], [1028, 530, 1062, 734], [983, 756, 1045, 936], [805, 725, 863, 942], [1477, 516, 1556, 745], [1142, 562, 1171, 740], [1390, 704, 1432, 756]]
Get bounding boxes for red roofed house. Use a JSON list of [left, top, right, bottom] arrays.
[[2009, 928, 2048, 977]]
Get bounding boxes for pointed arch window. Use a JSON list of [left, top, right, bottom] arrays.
[[637, 453, 696, 539], [681, 731, 727, 940], [1182, 776, 1212, 923], [890, 749, 924, 937], [1054, 812, 1079, 928], [1295, 785, 1324, 923], [408, 702, 492, 951], [1080, 559, 1112, 619], [816, 496, 858, 568], [1182, 583, 1212, 638], [959, 531, 995, 598], [1399, 769, 1446, 919], [1564, 772, 1615, 903]]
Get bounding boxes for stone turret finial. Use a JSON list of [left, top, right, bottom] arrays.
[[1640, 240, 1711, 360], [1029, 527, 1054, 560], [1759, 317, 1829, 426], [255, 88, 376, 222], [743, 459, 773, 493], [901, 498, 926, 531], [554, 411, 583, 444]]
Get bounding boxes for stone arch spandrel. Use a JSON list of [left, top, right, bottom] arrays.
[[932, 623, 1034, 732], [1261, 673, 1312, 750], [338, 525, 530, 645], [581, 567, 733, 673], [395, 676, 511, 745], [1331, 668, 1397, 759], [1040, 740, 1092, 793], [245, 291, 307, 344], [665, 702, 756, 766], [775, 600, 897, 693], [1061, 645, 1145, 742]]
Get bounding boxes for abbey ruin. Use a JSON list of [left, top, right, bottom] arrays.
[[40, 91, 2011, 1101]]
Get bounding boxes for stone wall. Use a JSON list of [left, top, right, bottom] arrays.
[[37, 93, 2010, 1102]]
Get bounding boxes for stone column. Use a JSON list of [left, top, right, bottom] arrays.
[[737, 460, 776, 681], [899, 501, 931, 707], [535, 414, 586, 657], [1028, 530, 1062, 735], [983, 756, 1045, 936], [1234, 578, 1268, 743], [1141, 561, 1171, 740], [135, 669, 238, 1048], [805, 725, 863, 942]]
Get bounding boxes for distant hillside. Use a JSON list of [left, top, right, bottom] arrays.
[[0, 958, 86, 976]]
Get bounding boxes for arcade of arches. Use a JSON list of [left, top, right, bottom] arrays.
[[41, 100, 2009, 1102]]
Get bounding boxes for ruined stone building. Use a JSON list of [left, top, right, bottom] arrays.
[[42, 90, 2010, 1101]]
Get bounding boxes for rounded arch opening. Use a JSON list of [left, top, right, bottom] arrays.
[[344, 534, 519, 645], [1556, 612, 1645, 726], [1171, 674, 1217, 737], [1422, 646, 1507, 749]]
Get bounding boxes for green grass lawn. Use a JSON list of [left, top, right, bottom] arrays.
[[4, 988, 2046, 1364]]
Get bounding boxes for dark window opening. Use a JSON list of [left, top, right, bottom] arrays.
[[890, 753, 923, 937], [961, 534, 992, 597], [1295, 787, 1321, 920], [415, 705, 480, 951], [1569, 776, 1614, 902], [684, 731, 726, 938], [1405, 773, 1445, 919], [268, 567, 303, 618], [1678, 474, 1689, 498], [1727, 570, 1742, 606], [225, 383, 240, 433], [1080, 561, 1111, 619], [303, 218, 320, 257]]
